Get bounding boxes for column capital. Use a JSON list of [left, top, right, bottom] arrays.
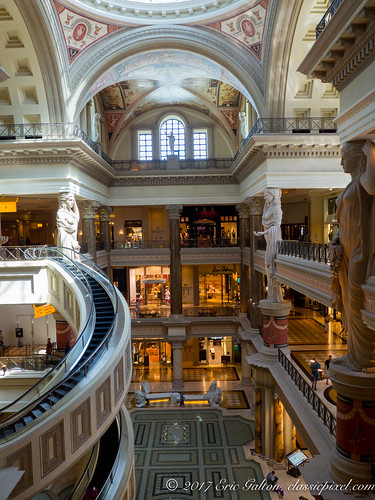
[[235, 202, 249, 219], [99, 205, 113, 221], [245, 196, 264, 216], [166, 204, 183, 220], [78, 200, 100, 219]]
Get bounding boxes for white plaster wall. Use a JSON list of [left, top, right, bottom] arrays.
[[0, 304, 55, 346]]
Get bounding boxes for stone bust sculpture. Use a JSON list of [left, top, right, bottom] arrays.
[[56, 192, 80, 255], [330, 140, 375, 371], [254, 187, 284, 303]]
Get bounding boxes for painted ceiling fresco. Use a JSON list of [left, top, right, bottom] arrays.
[[207, 0, 269, 61], [53, 0, 122, 64], [99, 77, 241, 136]]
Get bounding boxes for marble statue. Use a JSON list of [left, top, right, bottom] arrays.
[[168, 132, 175, 154], [92, 112, 102, 142], [239, 111, 248, 140], [254, 188, 284, 303], [56, 192, 80, 255], [135, 389, 147, 407], [330, 140, 375, 371]]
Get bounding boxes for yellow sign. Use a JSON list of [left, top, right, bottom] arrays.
[[0, 195, 18, 213], [33, 304, 56, 318]]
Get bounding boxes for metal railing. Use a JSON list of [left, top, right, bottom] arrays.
[[113, 239, 170, 250], [0, 246, 119, 437], [316, 0, 344, 38], [181, 237, 239, 248], [235, 117, 337, 159], [278, 349, 336, 436], [112, 158, 232, 171], [278, 240, 330, 264]]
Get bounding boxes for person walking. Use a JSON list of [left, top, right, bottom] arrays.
[[310, 357, 321, 390], [324, 355, 332, 385]]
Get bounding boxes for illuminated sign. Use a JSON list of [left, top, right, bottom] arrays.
[[0, 195, 18, 212], [33, 304, 56, 318]]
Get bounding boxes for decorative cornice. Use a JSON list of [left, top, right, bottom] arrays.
[[235, 202, 250, 219], [245, 196, 264, 216], [166, 204, 183, 220], [78, 199, 100, 218], [261, 144, 341, 158], [110, 175, 236, 186]]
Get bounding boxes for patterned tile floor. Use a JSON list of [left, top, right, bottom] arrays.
[[132, 409, 271, 500], [131, 367, 239, 384], [125, 390, 250, 411]]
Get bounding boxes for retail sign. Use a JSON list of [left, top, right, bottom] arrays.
[[125, 220, 142, 227], [33, 303, 56, 318], [142, 278, 166, 284], [211, 265, 234, 274], [0, 195, 18, 212]]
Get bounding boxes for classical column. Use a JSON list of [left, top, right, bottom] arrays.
[[193, 265, 200, 306], [273, 395, 285, 463], [240, 340, 251, 386], [99, 205, 112, 253], [245, 197, 264, 330], [283, 408, 293, 456], [236, 202, 250, 315], [79, 200, 99, 261], [254, 386, 262, 454], [330, 364, 375, 485], [166, 205, 183, 317], [171, 341, 184, 391], [263, 387, 274, 459]]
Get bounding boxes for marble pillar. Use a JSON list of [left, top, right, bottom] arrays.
[[245, 197, 264, 329], [240, 340, 251, 386], [283, 408, 293, 456], [166, 205, 183, 317], [254, 387, 262, 454], [171, 341, 184, 391], [193, 265, 200, 306], [236, 202, 250, 315], [79, 200, 99, 261], [330, 362, 375, 485], [99, 205, 112, 253], [259, 301, 291, 349], [273, 396, 285, 463], [263, 387, 274, 459]]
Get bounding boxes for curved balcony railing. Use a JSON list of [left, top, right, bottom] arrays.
[[316, 0, 344, 38], [235, 117, 337, 160], [278, 349, 336, 436], [112, 158, 232, 171], [0, 246, 118, 439], [181, 237, 239, 248], [113, 239, 170, 249], [278, 240, 330, 264]]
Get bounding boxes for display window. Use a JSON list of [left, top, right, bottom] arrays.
[[198, 264, 239, 305], [129, 266, 170, 306], [125, 220, 143, 244], [132, 339, 171, 366], [220, 215, 237, 244]]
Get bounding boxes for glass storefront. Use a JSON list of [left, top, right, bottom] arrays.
[[129, 266, 170, 306], [132, 339, 171, 366], [198, 264, 239, 305], [125, 219, 143, 245]]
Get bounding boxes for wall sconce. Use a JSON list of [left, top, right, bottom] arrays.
[[79, 230, 83, 236], [119, 229, 124, 236]]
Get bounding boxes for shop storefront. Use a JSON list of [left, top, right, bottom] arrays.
[[132, 339, 171, 366], [129, 266, 170, 306], [125, 219, 143, 245], [198, 264, 239, 305]]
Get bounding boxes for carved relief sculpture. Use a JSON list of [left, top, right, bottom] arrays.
[[56, 192, 80, 255], [254, 187, 284, 303], [330, 140, 375, 371]]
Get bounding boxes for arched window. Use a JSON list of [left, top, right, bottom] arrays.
[[160, 117, 186, 160]]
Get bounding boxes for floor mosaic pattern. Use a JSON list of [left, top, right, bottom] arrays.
[[292, 350, 347, 379], [288, 318, 346, 346], [131, 367, 239, 383], [132, 410, 270, 500], [125, 391, 250, 411]]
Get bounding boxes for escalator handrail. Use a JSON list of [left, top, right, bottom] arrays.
[[0, 247, 118, 434]]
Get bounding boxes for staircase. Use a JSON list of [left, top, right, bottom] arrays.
[[0, 260, 115, 438]]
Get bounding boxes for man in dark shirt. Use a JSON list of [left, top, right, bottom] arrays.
[[324, 355, 332, 385]]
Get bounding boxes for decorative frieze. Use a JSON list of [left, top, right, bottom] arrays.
[[111, 175, 235, 186], [71, 398, 91, 453], [96, 377, 112, 428], [40, 421, 65, 477]]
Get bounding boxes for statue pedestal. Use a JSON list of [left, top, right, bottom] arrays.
[[330, 361, 375, 485], [167, 155, 179, 169], [258, 300, 291, 350]]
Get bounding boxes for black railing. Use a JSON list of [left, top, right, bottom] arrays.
[[113, 239, 170, 249], [181, 237, 239, 248], [278, 349, 336, 436], [256, 237, 266, 251], [278, 240, 330, 264], [235, 117, 337, 160], [111, 158, 233, 171], [316, 0, 344, 38]]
